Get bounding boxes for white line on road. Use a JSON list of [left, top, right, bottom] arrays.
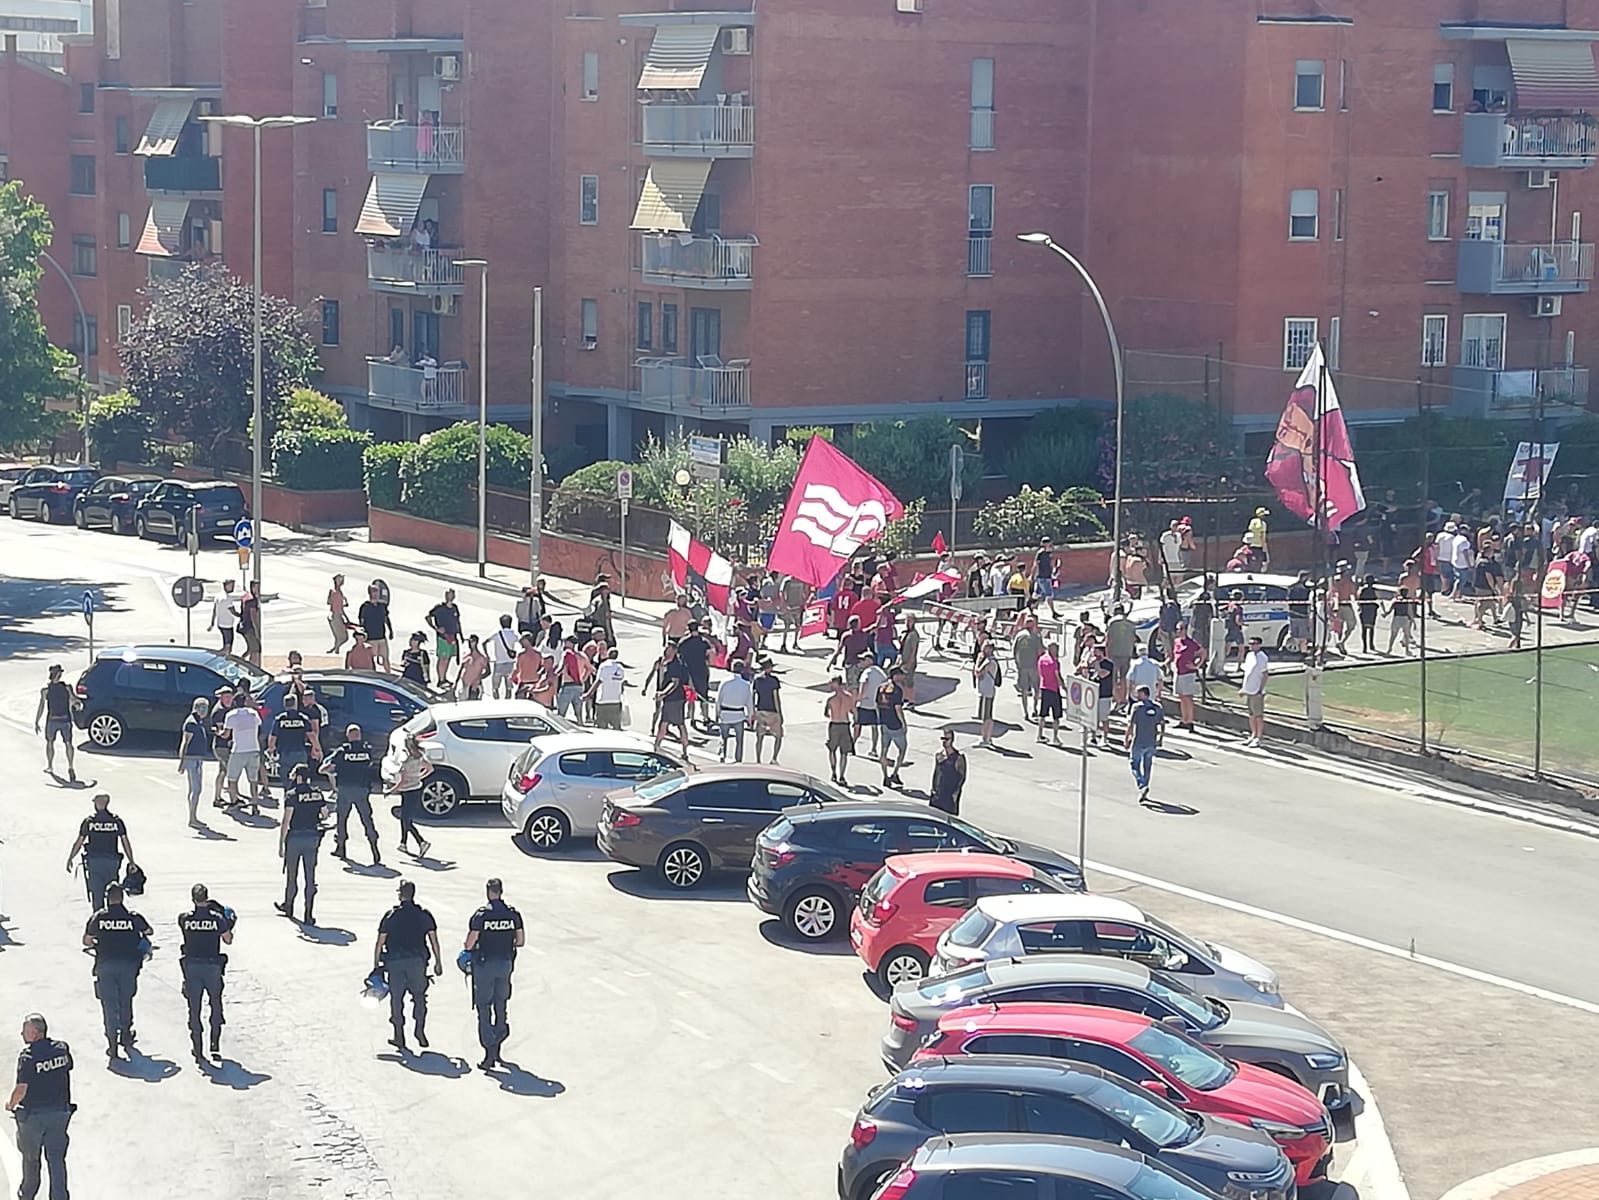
[[671, 1018, 711, 1041], [1343, 1061, 1411, 1200], [749, 1062, 792, 1085], [1087, 859, 1599, 1017], [587, 974, 627, 997]]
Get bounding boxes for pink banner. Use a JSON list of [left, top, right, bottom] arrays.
[[767, 437, 905, 588]]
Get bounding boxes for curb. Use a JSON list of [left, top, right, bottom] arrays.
[[1438, 1149, 1599, 1200]]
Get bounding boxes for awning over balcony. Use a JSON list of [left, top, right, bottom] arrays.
[[136, 198, 191, 256], [354, 173, 429, 237], [630, 160, 713, 232], [638, 24, 720, 89], [135, 98, 195, 157], [1507, 39, 1599, 110]]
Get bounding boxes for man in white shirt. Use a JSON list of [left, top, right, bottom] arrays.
[[1126, 644, 1163, 703], [855, 660, 889, 757], [987, 559, 1010, 601], [714, 661, 754, 763], [1449, 528, 1475, 598], [592, 649, 627, 730], [1159, 521, 1184, 581], [221, 687, 264, 813], [209, 581, 239, 656], [488, 615, 519, 699], [1239, 637, 1269, 748]]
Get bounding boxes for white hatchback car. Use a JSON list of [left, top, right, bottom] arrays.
[[931, 892, 1283, 1007], [500, 733, 690, 850], [383, 700, 577, 816]]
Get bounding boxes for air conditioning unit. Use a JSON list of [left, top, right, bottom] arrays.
[[433, 53, 461, 80], [1531, 295, 1563, 318], [430, 294, 459, 316], [1526, 169, 1554, 189], [895, 0, 924, 11], [208, 220, 223, 255], [583, 335, 598, 350], [721, 27, 750, 54]]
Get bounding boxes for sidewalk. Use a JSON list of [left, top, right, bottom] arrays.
[[1440, 1152, 1599, 1200]]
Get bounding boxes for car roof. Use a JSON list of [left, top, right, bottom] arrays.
[[102, 474, 161, 484], [181, 479, 244, 489], [884, 852, 1034, 881], [423, 699, 561, 721], [920, 1133, 1146, 1184], [527, 732, 666, 756], [935, 1001, 1151, 1038], [677, 763, 827, 785], [896, 1054, 1117, 1096], [94, 645, 254, 668], [785, 797, 939, 822], [981, 954, 1156, 989], [275, 669, 413, 686], [972, 892, 1145, 924]]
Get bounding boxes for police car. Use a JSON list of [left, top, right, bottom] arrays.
[[1126, 572, 1302, 650]]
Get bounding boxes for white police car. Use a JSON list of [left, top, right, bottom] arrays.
[[1127, 572, 1302, 650]]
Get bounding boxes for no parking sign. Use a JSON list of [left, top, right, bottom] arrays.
[[1063, 676, 1098, 728]]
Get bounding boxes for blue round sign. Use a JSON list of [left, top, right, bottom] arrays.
[[234, 519, 253, 548]]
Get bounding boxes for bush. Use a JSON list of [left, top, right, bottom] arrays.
[[876, 498, 926, 558], [1000, 408, 1104, 492], [399, 422, 533, 522], [544, 440, 598, 484], [849, 417, 982, 505], [364, 442, 410, 511], [973, 485, 1107, 546], [273, 425, 370, 491], [85, 390, 155, 467], [551, 459, 634, 520], [279, 387, 347, 434]]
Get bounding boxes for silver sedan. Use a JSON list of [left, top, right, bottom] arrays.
[[500, 733, 689, 850]]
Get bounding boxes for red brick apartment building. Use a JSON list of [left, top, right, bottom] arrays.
[[4, 0, 1599, 461]]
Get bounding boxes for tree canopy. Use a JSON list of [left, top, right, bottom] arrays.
[[0, 182, 80, 448]]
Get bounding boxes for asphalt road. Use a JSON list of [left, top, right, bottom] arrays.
[[0, 516, 1594, 1200]]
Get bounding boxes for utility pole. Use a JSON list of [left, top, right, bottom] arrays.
[[529, 286, 544, 581], [1417, 377, 1429, 754]]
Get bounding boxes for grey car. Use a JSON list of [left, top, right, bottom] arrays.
[[840, 1056, 1292, 1200], [881, 955, 1351, 1110], [500, 733, 689, 850]]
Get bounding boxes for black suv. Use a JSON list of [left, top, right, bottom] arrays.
[[748, 800, 1084, 943], [256, 670, 435, 776], [134, 480, 248, 543], [74, 646, 270, 749]]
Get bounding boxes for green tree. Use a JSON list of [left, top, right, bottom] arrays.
[[973, 485, 1107, 546], [1000, 408, 1104, 492], [119, 263, 319, 465], [85, 390, 155, 466], [849, 417, 982, 504], [1120, 394, 1246, 498], [0, 183, 80, 447], [398, 421, 533, 522], [276, 387, 347, 434]]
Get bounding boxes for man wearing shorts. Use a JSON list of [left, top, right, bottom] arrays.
[[427, 589, 462, 687], [1012, 616, 1043, 720], [757, 572, 780, 649], [751, 660, 783, 763], [209, 580, 238, 655], [823, 676, 857, 786], [855, 660, 888, 757], [1170, 622, 1204, 730], [1239, 637, 1269, 748], [652, 643, 691, 756], [222, 687, 264, 814], [34, 664, 77, 781], [359, 585, 393, 673], [1036, 641, 1064, 745], [876, 667, 909, 788], [778, 575, 809, 653], [1031, 538, 1060, 619], [1094, 651, 1115, 744], [208, 687, 233, 806], [1104, 605, 1137, 706]]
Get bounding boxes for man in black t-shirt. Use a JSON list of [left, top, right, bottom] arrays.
[[1094, 654, 1116, 744], [7, 1013, 73, 1200], [177, 882, 235, 1061], [464, 877, 525, 1070], [83, 882, 151, 1059], [876, 668, 908, 788], [376, 880, 443, 1055], [275, 765, 327, 925], [268, 694, 313, 794], [675, 622, 713, 729], [751, 660, 783, 764], [652, 644, 692, 756], [322, 723, 382, 864], [358, 585, 394, 673]]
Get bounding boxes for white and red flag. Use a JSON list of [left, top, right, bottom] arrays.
[[895, 567, 962, 602], [768, 437, 905, 587], [667, 521, 733, 614], [1263, 343, 1366, 533]]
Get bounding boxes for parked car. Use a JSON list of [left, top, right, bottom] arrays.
[[912, 1004, 1332, 1186], [840, 1056, 1293, 1200], [500, 733, 689, 850], [256, 671, 436, 777], [1127, 572, 1301, 651], [850, 852, 1070, 990], [747, 800, 1085, 945], [7, 465, 100, 523], [133, 479, 249, 543], [879, 956, 1349, 1108], [73, 646, 271, 748], [932, 893, 1282, 1006], [0, 463, 33, 505], [381, 701, 577, 816], [597, 766, 847, 890], [73, 474, 162, 534]]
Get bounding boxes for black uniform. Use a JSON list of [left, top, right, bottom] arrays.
[[270, 708, 313, 779], [323, 739, 381, 856], [14, 1036, 74, 1200], [281, 780, 325, 920], [85, 902, 151, 1053], [77, 810, 126, 910], [178, 902, 235, 1053], [468, 899, 524, 1059], [378, 900, 437, 1045]]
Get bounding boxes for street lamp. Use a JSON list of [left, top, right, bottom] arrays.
[[1018, 231, 1128, 603], [38, 250, 90, 457], [199, 113, 315, 588], [457, 258, 489, 577]]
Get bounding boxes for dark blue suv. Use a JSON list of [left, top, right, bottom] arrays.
[[7, 465, 99, 523], [134, 479, 248, 543]]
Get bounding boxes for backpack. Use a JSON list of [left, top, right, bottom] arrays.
[[991, 658, 1003, 687]]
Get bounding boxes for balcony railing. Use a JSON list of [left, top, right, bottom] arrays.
[[367, 359, 469, 412], [143, 156, 221, 193], [366, 122, 465, 172], [637, 358, 751, 412], [1461, 112, 1598, 169], [366, 246, 465, 292], [970, 108, 995, 150], [640, 103, 755, 157], [965, 361, 989, 400], [1451, 365, 1590, 416], [1457, 239, 1594, 294], [639, 235, 756, 288], [967, 234, 993, 277]]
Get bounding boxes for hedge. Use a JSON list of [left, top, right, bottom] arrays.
[[395, 422, 534, 523], [363, 441, 410, 510], [272, 426, 370, 491]]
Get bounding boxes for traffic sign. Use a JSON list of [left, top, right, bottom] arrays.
[[616, 467, 634, 501], [370, 578, 391, 606], [171, 576, 206, 609], [1064, 676, 1099, 728], [688, 435, 721, 467], [81, 590, 94, 624], [233, 519, 253, 548]]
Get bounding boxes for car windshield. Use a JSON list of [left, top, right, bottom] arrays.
[[1145, 976, 1223, 1031], [859, 867, 898, 914], [63, 470, 97, 486], [914, 964, 993, 1006], [1127, 1023, 1235, 1091], [632, 771, 689, 803], [944, 814, 1003, 849], [1079, 1076, 1200, 1149], [945, 908, 997, 949], [1145, 913, 1213, 960], [1125, 1163, 1221, 1200]]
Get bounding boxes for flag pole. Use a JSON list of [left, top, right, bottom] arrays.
[[1314, 349, 1328, 660]]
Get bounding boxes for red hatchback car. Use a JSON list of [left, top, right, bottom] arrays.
[[913, 1002, 1332, 1186], [850, 853, 1067, 990]]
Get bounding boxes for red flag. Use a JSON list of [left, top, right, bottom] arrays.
[[768, 437, 905, 587], [800, 600, 828, 639], [931, 531, 948, 554], [667, 521, 733, 614], [1263, 344, 1366, 532]]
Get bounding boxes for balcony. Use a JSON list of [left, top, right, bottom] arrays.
[[964, 361, 989, 400], [639, 234, 755, 289], [640, 103, 754, 158], [366, 246, 465, 294], [1457, 239, 1594, 294], [1462, 112, 1598, 169], [366, 122, 464, 173], [967, 234, 992, 277], [367, 359, 469, 414], [1451, 365, 1590, 416], [143, 156, 220, 194], [637, 357, 751, 414], [970, 108, 995, 150]]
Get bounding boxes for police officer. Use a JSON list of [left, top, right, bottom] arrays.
[[275, 763, 326, 925], [267, 693, 313, 798], [321, 723, 382, 864], [83, 882, 151, 1060], [64, 792, 136, 910], [6, 1013, 73, 1200], [373, 880, 443, 1056], [463, 877, 524, 1070], [177, 883, 235, 1063]]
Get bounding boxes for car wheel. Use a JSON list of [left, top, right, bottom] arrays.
[[72, 507, 85, 529], [6, 498, 17, 519], [38, 502, 55, 524], [876, 945, 930, 989], [658, 842, 709, 890], [86, 712, 124, 749], [110, 512, 127, 535], [419, 770, 465, 817], [523, 808, 570, 851], [785, 887, 842, 942], [135, 515, 149, 540]]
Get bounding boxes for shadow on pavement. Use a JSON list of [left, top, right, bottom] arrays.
[[190, 825, 236, 842], [490, 1060, 565, 1097], [1138, 798, 1200, 816], [342, 861, 400, 879], [0, 577, 129, 657], [204, 1058, 271, 1089], [111, 1052, 179, 1083], [758, 918, 854, 957], [377, 1051, 471, 1079], [296, 925, 356, 946], [604, 869, 746, 904], [510, 834, 607, 863]]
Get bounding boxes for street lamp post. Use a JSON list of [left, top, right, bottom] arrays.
[[530, 285, 544, 581], [458, 259, 490, 577], [38, 250, 90, 457], [198, 113, 315, 588], [1018, 232, 1127, 603]]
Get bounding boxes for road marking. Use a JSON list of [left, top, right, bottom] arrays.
[[834, 1107, 858, 1120], [1086, 859, 1599, 1017], [143, 773, 173, 788], [587, 974, 627, 997], [671, 1018, 711, 1041], [749, 1061, 792, 1085]]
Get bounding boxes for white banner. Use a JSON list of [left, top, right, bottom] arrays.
[[1504, 441, 1560, 503]]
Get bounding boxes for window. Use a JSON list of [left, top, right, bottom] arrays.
[[112, 115, 130, 154], [71, 235, 97, 276], [581, 298, 598, 347], [1058, 1039, 1159, 1084], [661, 302, 678, 353], [321, 187, 337, 234], [580, 174, 598, 225], [116, 212, 130, 248], [636, 300, 652, 349], [1020, 1094, 1114, 1141], [1465, 193, 1505, 242], [322, 72, 338, 118], [1283, 318, 1317, 370], [1288, 189, 1318, 240], [922, 877, 973, 908], [968, 184, 994, 276], [1427, 190, 1450, 240], [1461, 314, 1505, 370], [923, 1088, 1015, 1134], [1330, 187, 1344, 240], [113, 661, 169, 693], [582, 50, 599, 100], [1337, 59, 1348, 110], [389, 307, 406, 355], [1433, 63, 1454, 112], [320, 298, 340, 346], [970, 57, 995, 149], [116, 304, 132, 341], [0, 155, 8, 182], [966, 1034, 1062, 1058], [72, 313, 98, 357], [69, 155, 95, 195], [78, 83, 94, 113], [1294, 59, 1324, 110], [942, 1175, 1040, 1200], [1472, 65, 1511, 111], [1421, 315, 1448, 367], [1328, 316, 1341, 370], [965, 309, 990, 399]]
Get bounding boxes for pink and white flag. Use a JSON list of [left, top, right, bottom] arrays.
[[768, 437, 905, 587], [667, 521, 733, 615], [1263, 343, 1366, 532]]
